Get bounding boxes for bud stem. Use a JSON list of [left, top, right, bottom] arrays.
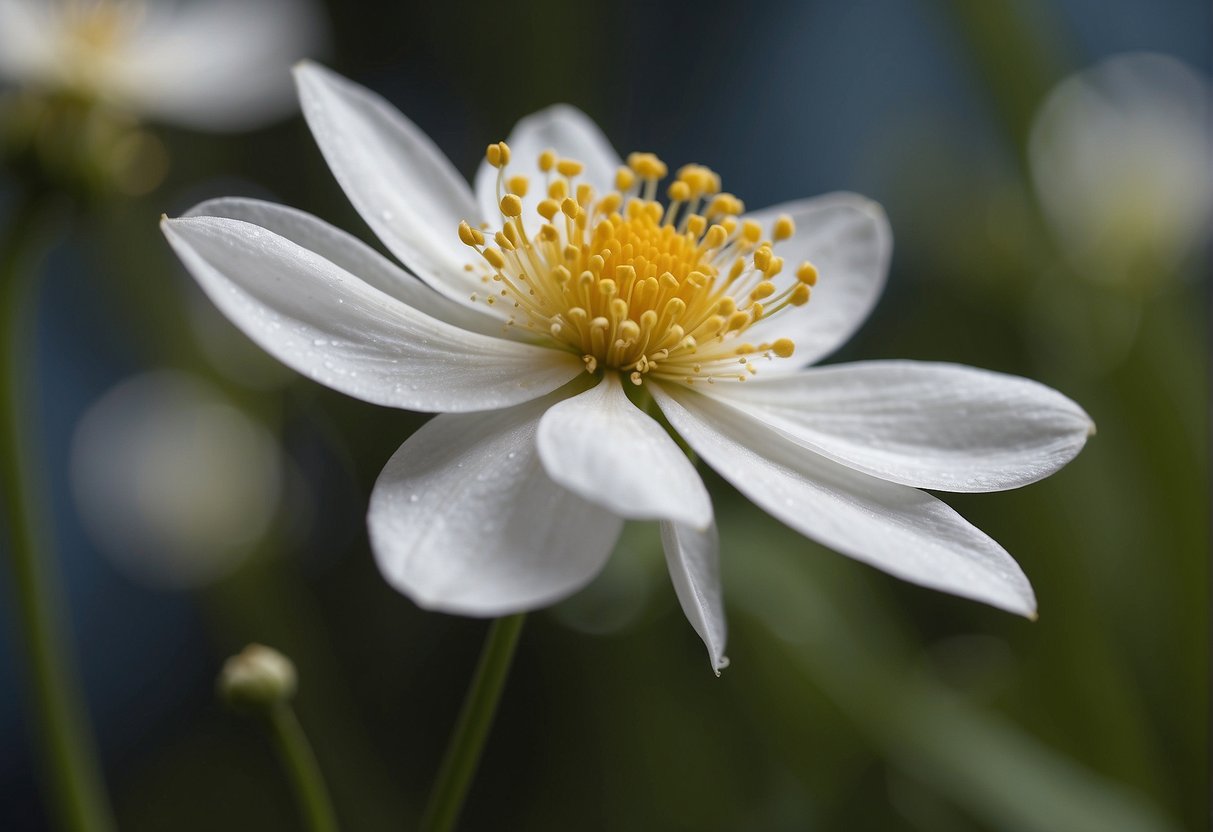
[[421, 614, 526, 832], [266, 704, 339, 832]]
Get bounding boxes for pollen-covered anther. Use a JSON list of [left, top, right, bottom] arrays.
[[485, 141, 510, 168], [453, 147, 819, 384]]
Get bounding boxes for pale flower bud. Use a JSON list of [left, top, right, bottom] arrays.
[[218, 644, 297, 713]]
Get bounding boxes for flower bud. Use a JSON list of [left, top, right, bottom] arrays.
[[218, 643, 297, 713]]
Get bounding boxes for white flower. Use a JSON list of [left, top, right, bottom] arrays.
[[161, 63, 1094, 671], [1029, 52, 1212, 289], [0, 0, 326, 130]]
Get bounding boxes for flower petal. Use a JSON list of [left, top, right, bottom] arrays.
[[661, 520, 729, 674], [161, 214, 583, 412], [702, 361, 1094, 492], [368, 394, 624, 616], [294, 62, 494, 310], [744, 193, 892, 369], [117, 0, 326, 131], [536, 373, 712, 528], [474, 104, 623, 232], [186, 197, 506, 337], [0, 0, 54, 83], [652, 383, 1036, 616]]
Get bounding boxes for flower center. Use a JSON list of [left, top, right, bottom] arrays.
[[59, 0, 143, 86], [458, 142, 818, 385]]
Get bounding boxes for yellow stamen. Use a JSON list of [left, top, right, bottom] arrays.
[[455, 144, 821, 383]]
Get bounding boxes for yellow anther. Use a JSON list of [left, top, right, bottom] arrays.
[[703, 224, 728, 249], [538, 149, 556, 173], [561, 198, 580, 219], [458, 220, 484, 247], [789, 284, 811, 305], [726, 311, 751, 331], [753, 246, 771, 271], [507, 175, 529, 196], [668, 181, 691, 202], [751, 281, 776, 300], [796, 261, 819, 285], [537, 199, 560, 221], [485, 141, 510, 168], [765, 256, 784, 278], [539, 224, 560, 242], [620, 320, 641, 341], [707, 194, 743, 217], [598, 279, 617, 296], [728, 258, 746, 281], [553, 265, 572, 283], [500, 194, 523, 217], [615, 166, 636, 191], [751, 301, 765, 319], [556, 158, 584, 177], [616, 264, 636, 283], [772, 338, 796, 358], [628, 152, 668, 180], [597, 193, 622, 215], [741, 220, 763, 243], [686, 214, 706, 237], [715, 296, 737, 315], [773, 215, 795, 241], [548, 179, 568, 200], [494, 231, 514, 251], [483, 247, 506, 269]]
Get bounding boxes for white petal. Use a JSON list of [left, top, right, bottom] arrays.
[[368, 395, 624, 616], [161, 215, 583, 412], [744, 193, 892, 369], [536, 374, 712, 528], [703, 361, 1094, 492], [294, 62, 495, 311], [116, 0, 326, 131], [661, 520, 729, 674], [0, 0, 54, 83], [474, 104, 623, 232], [186, 197, 505, 337], [652, 383, 1036, 616]]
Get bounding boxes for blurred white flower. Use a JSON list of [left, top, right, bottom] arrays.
[[162, 64, 1094, 671], [1029, 52, 1212, 290], [0, 0, 325, 130], [71, 371, 284, 589]]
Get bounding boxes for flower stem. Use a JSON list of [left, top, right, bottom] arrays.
[[266, 704, 340, 832], [421, 614, 526, 832], [0, 193, 115, 831]]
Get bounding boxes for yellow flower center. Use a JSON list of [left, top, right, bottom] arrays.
[[59, 0, 143, 88], [459, 142, 818, 385]]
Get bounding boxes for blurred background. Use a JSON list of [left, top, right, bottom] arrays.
[[0, 0, 1207, 829]]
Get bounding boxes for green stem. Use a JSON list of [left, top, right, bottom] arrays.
[[266, 705, 340, 832], [421, 614, 526, 832], [0, 193, 115, 830]]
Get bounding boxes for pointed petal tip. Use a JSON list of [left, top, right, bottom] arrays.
[[291, 58, 322, 79], [712, 655, 731, 677]]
